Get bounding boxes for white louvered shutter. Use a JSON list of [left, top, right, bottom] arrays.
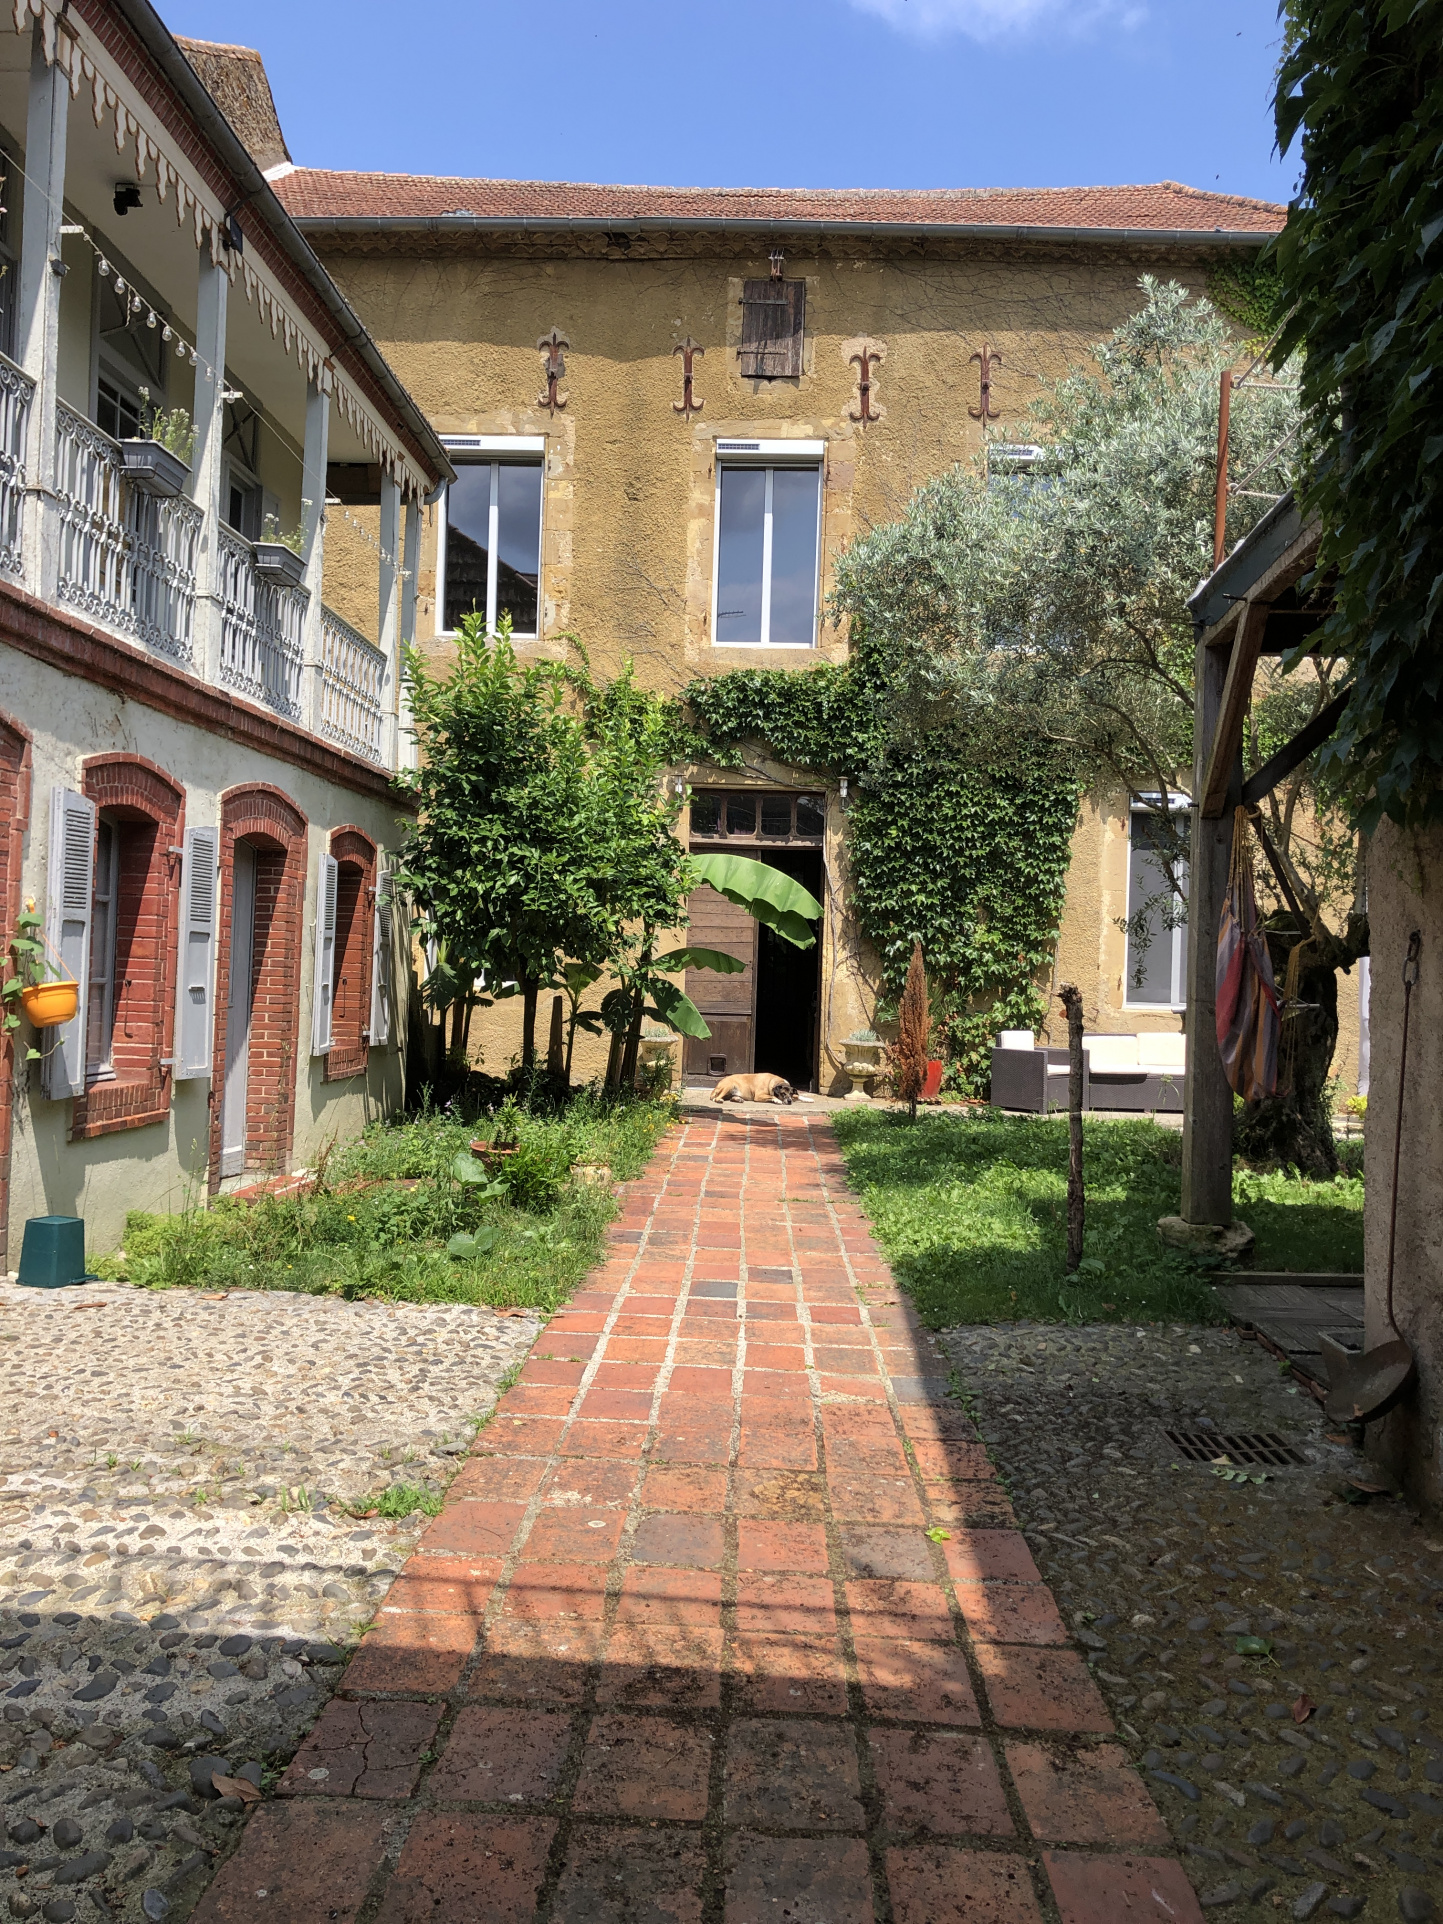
[[173, 825, 218, 1080], [310, 848, 338, 1055], [368, 861, 393, 1048], [42, 786, 96, 1100]]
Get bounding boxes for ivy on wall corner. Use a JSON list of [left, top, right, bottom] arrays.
[[684, 646, 1079, 1093]]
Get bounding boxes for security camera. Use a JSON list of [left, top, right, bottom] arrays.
[[114, 183, 142, 216]]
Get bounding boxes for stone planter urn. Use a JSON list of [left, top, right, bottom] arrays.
[[638, 1022, 678, 1090], [842, 1028, 885, 1101]]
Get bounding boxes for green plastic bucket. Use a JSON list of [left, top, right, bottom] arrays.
[[16, 1215, 90, 1289]]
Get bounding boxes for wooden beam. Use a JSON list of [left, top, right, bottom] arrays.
[[1240, 688, 1350, 808], [1181, 636, 1237, 1227], [1200, 599, 1269, 818]]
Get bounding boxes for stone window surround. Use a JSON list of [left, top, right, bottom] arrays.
[[208, 782, 308, 1193], [69, 752, 184, 1143]]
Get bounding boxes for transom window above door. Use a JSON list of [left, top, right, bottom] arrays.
[[713, 440, 824, 649], [439, 436, 545, 638], [689, 789, 825, 843]]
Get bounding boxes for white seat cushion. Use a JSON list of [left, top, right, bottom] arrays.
[[1082, 1036, 1140, 1075], [997, 1030, 1036, 1051], [1137, 1033, 1187, 1073]]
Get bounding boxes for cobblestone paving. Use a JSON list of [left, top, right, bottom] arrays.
[[193, 1115, 1200, 1924], [0, 1281, 537, 1919], [941, 1320, 1443, 1920]]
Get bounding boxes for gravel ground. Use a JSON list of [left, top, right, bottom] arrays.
[[937, 1316, 1443, 1922], [0, 1280, 538, 1920]]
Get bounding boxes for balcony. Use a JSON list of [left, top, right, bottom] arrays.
[[54, 403, 202, 665], [319, 605, 389, 765], [0, 351, 33, 583], [44, 404, 392, 762], [0, 10, 448, 784]]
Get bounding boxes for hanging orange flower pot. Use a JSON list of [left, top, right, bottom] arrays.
[[21, 980, 78, 1029]]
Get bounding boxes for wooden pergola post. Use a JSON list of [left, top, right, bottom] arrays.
[[1181, 506, 1325, 1225], [1181, 627, 1241, 1224]]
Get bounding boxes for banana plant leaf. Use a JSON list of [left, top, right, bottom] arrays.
[[690, 852, 823, 950], [652, 946, 747, 975], [648, 977, 711, 1039]]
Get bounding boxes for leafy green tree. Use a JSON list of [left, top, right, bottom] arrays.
[[1272, 0, 1443, 831], [832, 278, 1361, 1170], [399, 625, 824, 1094], [397, 616, 605, 1072]]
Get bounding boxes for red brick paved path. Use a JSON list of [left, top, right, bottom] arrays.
[[195, 1115, 1203, 1923]]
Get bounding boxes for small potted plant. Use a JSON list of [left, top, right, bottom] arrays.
[[120, 388, 195, 498], [470, 1099, 521, 1173], [3, 901, 77, 1045], [254, 510, 308, 588]]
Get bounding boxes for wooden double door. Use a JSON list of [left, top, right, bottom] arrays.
[[682, 844, 823, 1092]]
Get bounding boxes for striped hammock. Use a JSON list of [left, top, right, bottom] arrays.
[[1215, 806, 1280, 1101]]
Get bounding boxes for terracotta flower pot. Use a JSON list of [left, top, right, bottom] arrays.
[[469, 1138, 520, 1174], [21, 980, 78, 1028]]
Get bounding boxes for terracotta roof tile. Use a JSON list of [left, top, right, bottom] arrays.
[[274, 171, 1283, 236]]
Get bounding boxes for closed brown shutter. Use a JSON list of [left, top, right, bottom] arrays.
[[739, 279, 806, 379]]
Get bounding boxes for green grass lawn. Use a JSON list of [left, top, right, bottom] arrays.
[[830, 1107, 1365, 1328], [91, 1092, 675, 1314]]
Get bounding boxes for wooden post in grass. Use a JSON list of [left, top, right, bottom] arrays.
[[1058, 983, 1085, 1272]]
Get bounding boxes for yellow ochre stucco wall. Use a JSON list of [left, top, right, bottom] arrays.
[[305, 235, 1363, 1092]]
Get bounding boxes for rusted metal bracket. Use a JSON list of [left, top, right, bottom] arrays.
[[969, 342, 1001, 423], [537, 329, 569, 413], [846, 338, 885, 426], [672, 338, 704, 420]]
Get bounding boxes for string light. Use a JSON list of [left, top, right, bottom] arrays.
[[4, 126, 429, 548], [42, 194, 418, 572]]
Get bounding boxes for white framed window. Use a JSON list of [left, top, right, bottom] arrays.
[[712, 439, 823, 649], [86, 818, 120, 1083], [438, 435, 545, 638], [1124, 801, 1189, 1010]]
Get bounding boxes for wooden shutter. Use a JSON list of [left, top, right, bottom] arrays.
[[173, 825, 218, 1080], [368, 861, 393, 1048], [739, 279, 806, 379], [42, 786, 96, 1100], [310, 848, 338, 1055]]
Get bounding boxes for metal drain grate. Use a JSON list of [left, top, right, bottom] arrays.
[[1165, 1429, 1306, 1468]]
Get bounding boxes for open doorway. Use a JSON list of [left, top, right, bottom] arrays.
[[683, 789, 827, 1094], [752, 846, 823, 1092]]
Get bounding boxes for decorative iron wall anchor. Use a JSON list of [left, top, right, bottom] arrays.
[[969, 342, 1001, 423], [842, 337, 886, 426], [538, 328, 570, 412], [673, 338, 705, 420]]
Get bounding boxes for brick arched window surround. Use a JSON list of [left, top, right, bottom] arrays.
[[326, 826, 377, 1083], [70, 754, 184, 1143], [0, 712, 32, 1258], [208, 784, 308, 1193]]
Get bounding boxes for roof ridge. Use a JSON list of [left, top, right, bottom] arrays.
[[280, 165, 1283, 212]]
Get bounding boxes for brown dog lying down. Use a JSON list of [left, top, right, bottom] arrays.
[[711, 1073, 797, 1104]]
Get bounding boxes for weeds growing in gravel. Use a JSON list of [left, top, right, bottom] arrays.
[[831, 1107, 1364, 1328], [91, 1090, 675, 1314]]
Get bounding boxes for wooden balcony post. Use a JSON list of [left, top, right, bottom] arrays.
[[190, 252, 230, 686], [17, 20, 69, 599], [378, 471, 401, 769], [300, 377, 330, 734], [397, 493, 421, 772]]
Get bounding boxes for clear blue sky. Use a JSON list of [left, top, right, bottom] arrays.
[[158, 0, 1293, 206]]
